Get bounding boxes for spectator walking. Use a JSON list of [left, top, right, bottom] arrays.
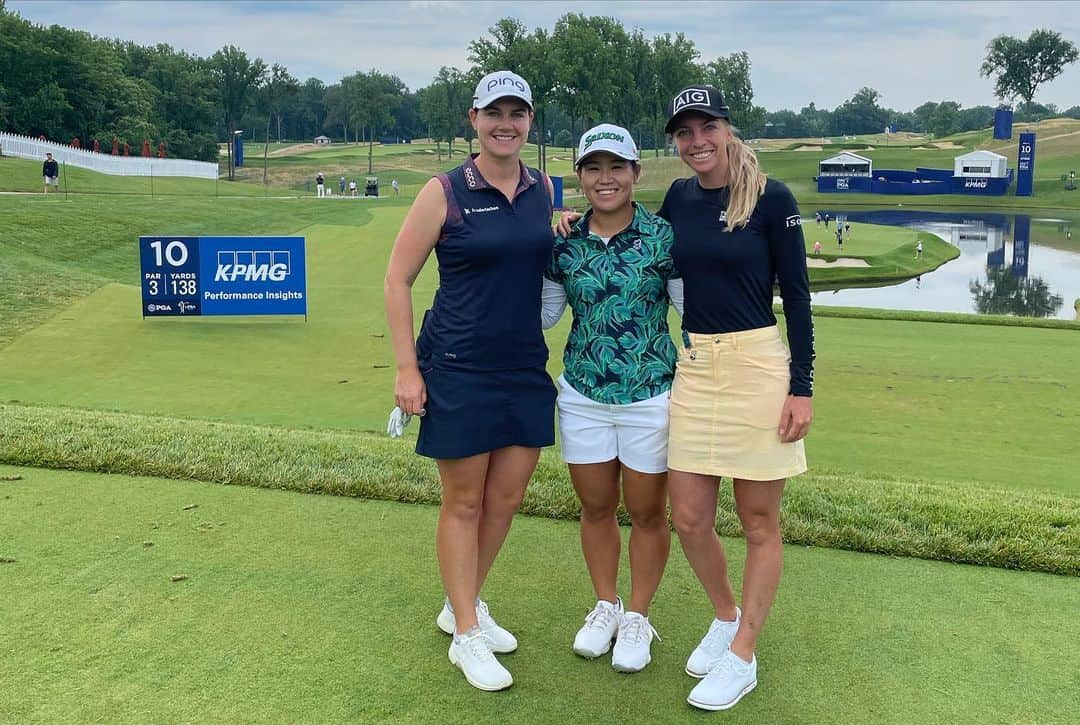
[[392, 178, 400, 196], [316, 172, 325, 198]]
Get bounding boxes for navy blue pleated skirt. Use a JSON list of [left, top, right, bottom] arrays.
[[416, 364, 556, 459]]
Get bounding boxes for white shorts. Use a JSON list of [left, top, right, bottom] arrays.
[[556, 375, 670, 474]]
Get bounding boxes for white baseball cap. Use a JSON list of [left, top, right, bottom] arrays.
[[576, 124, 639, 167], [472, 71, 533, 110]]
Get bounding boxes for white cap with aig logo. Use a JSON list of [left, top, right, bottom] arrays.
[[472, 71, 533, 110]]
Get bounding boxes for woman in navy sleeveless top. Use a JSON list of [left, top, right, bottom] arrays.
[[384, 71, 555, 692]]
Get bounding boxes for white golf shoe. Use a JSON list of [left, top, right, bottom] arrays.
[[687, 649, 757, 711], [611, 611, 659, 673], [685, 607, 741, 678], [437, 598, 518, 654], [572, 598, 622, 658], [448, 628, 513, 692]]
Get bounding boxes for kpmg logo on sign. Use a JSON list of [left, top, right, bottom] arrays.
[[214, 250, 291, 282], [672, 88, 710, 114]]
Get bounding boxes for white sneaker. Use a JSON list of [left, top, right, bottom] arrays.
[[611, 611, 660, 673], [448, 628, 513, 692], [437, 598, 518, 653], [687, 649, 757, 711], [685, 607, 741, 678], [572, 598, 622, 658]]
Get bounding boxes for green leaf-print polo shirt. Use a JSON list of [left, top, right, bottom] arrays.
[[546, 202, 680, 405]]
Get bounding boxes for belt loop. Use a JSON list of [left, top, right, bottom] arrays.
[[733, 333, 741, 351], [681, 329, 691, 349]]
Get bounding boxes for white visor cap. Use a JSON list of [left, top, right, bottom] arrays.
[[576, 124, 639, 167], [472, 71, 533, 110]]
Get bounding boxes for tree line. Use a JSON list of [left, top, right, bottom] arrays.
[[1, 2, 1076, 174]]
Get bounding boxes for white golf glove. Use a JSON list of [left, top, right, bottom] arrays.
[[387, 406, 425, 438]]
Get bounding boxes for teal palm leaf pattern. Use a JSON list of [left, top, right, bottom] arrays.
[[546, 203, 679, 405]]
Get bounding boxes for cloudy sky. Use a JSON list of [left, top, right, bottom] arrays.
[[10, 0, 1080, 112]]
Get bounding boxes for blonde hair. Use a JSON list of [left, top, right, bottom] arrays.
[[722, 126, 767, 232]]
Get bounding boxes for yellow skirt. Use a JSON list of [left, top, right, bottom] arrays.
[[668, 325, 807, 481]]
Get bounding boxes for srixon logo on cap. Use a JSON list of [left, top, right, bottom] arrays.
[[487, 75, 527, 93], [673, 88, 711, 113]]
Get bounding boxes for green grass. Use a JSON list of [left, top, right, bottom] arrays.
[[1, 465, 1078, 724], [1, 403, 1076, 575], [1, 197, 1077, 503], [804, 228, 958, 289]]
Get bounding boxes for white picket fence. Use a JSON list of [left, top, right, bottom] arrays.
[[0, 132, 219, 179]]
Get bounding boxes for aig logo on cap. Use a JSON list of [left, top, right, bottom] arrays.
[[673, 88, 711, 114]]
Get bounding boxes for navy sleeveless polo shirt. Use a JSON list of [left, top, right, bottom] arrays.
[[416, 155, 553, 372]]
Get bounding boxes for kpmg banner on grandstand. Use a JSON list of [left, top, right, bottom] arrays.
[[140, 236, 307, 317]]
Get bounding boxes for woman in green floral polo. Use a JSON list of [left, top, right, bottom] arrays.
[[542, 123, 683, 674]]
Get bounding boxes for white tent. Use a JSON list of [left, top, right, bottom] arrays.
[[818, 151, 872, 177], [954, 150, 1008, 178]]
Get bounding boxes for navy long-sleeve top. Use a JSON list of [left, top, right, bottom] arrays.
[[658, 176, 815, 396]]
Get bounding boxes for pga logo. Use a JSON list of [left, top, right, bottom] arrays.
[[673, 88, 710, 113], [836, 178, 849, 189]]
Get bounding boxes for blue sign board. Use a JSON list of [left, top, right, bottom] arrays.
[[234, 134, 244, 167], [140, 236, 307, 317], [1016, 133, 1035, 196]]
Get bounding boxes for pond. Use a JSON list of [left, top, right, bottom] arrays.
[[808, 208, 1080, 320]]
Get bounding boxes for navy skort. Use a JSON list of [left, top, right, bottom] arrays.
[[416, 364, 556, 459]]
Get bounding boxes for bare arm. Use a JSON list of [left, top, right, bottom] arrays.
[[384, 177, 446, 415]]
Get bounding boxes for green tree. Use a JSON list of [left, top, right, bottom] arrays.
[[929, 100, 960, 137], [701, 51, 765, 135], [980, 29, 1079, 105], [647, 32, 701, 157], [830, 87, 889, 135], [257, 64, 299, 183], [343, 70, 406, 173], [209, 45, 266, 180], [420, 66, 469, 161]]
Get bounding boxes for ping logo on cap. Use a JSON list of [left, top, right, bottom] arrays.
[[486, 75, 527, 94], [673, 88, 711, 113], [582, 131, 626, 150]]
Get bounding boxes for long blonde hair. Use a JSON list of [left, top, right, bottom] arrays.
[[722, 126, 767, 232]]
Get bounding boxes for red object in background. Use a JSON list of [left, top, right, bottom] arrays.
[[141, 139, 151, 157], [92, 138, 101, 153], [123, 142, 130, 156], [111, 138, 119, 155], [158, 142, 166, 158], [71, 137, 81, 148]]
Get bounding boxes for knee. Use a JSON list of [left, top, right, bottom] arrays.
[[627, 503, 669, 532], [741, 514, 781, 547], [671, 507, 715, 540], [580, 499, 619, 524], [442, 494, 483, 522], [486, 484, 527, 515]]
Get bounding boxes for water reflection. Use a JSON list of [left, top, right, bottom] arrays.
[[809, 209, 1079, 319], [969, 268, 1063, 317]]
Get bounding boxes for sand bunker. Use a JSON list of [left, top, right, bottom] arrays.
[[806, 257, 871, 268], [933, 142, 963, 149], [794, 145, 823, 151]]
